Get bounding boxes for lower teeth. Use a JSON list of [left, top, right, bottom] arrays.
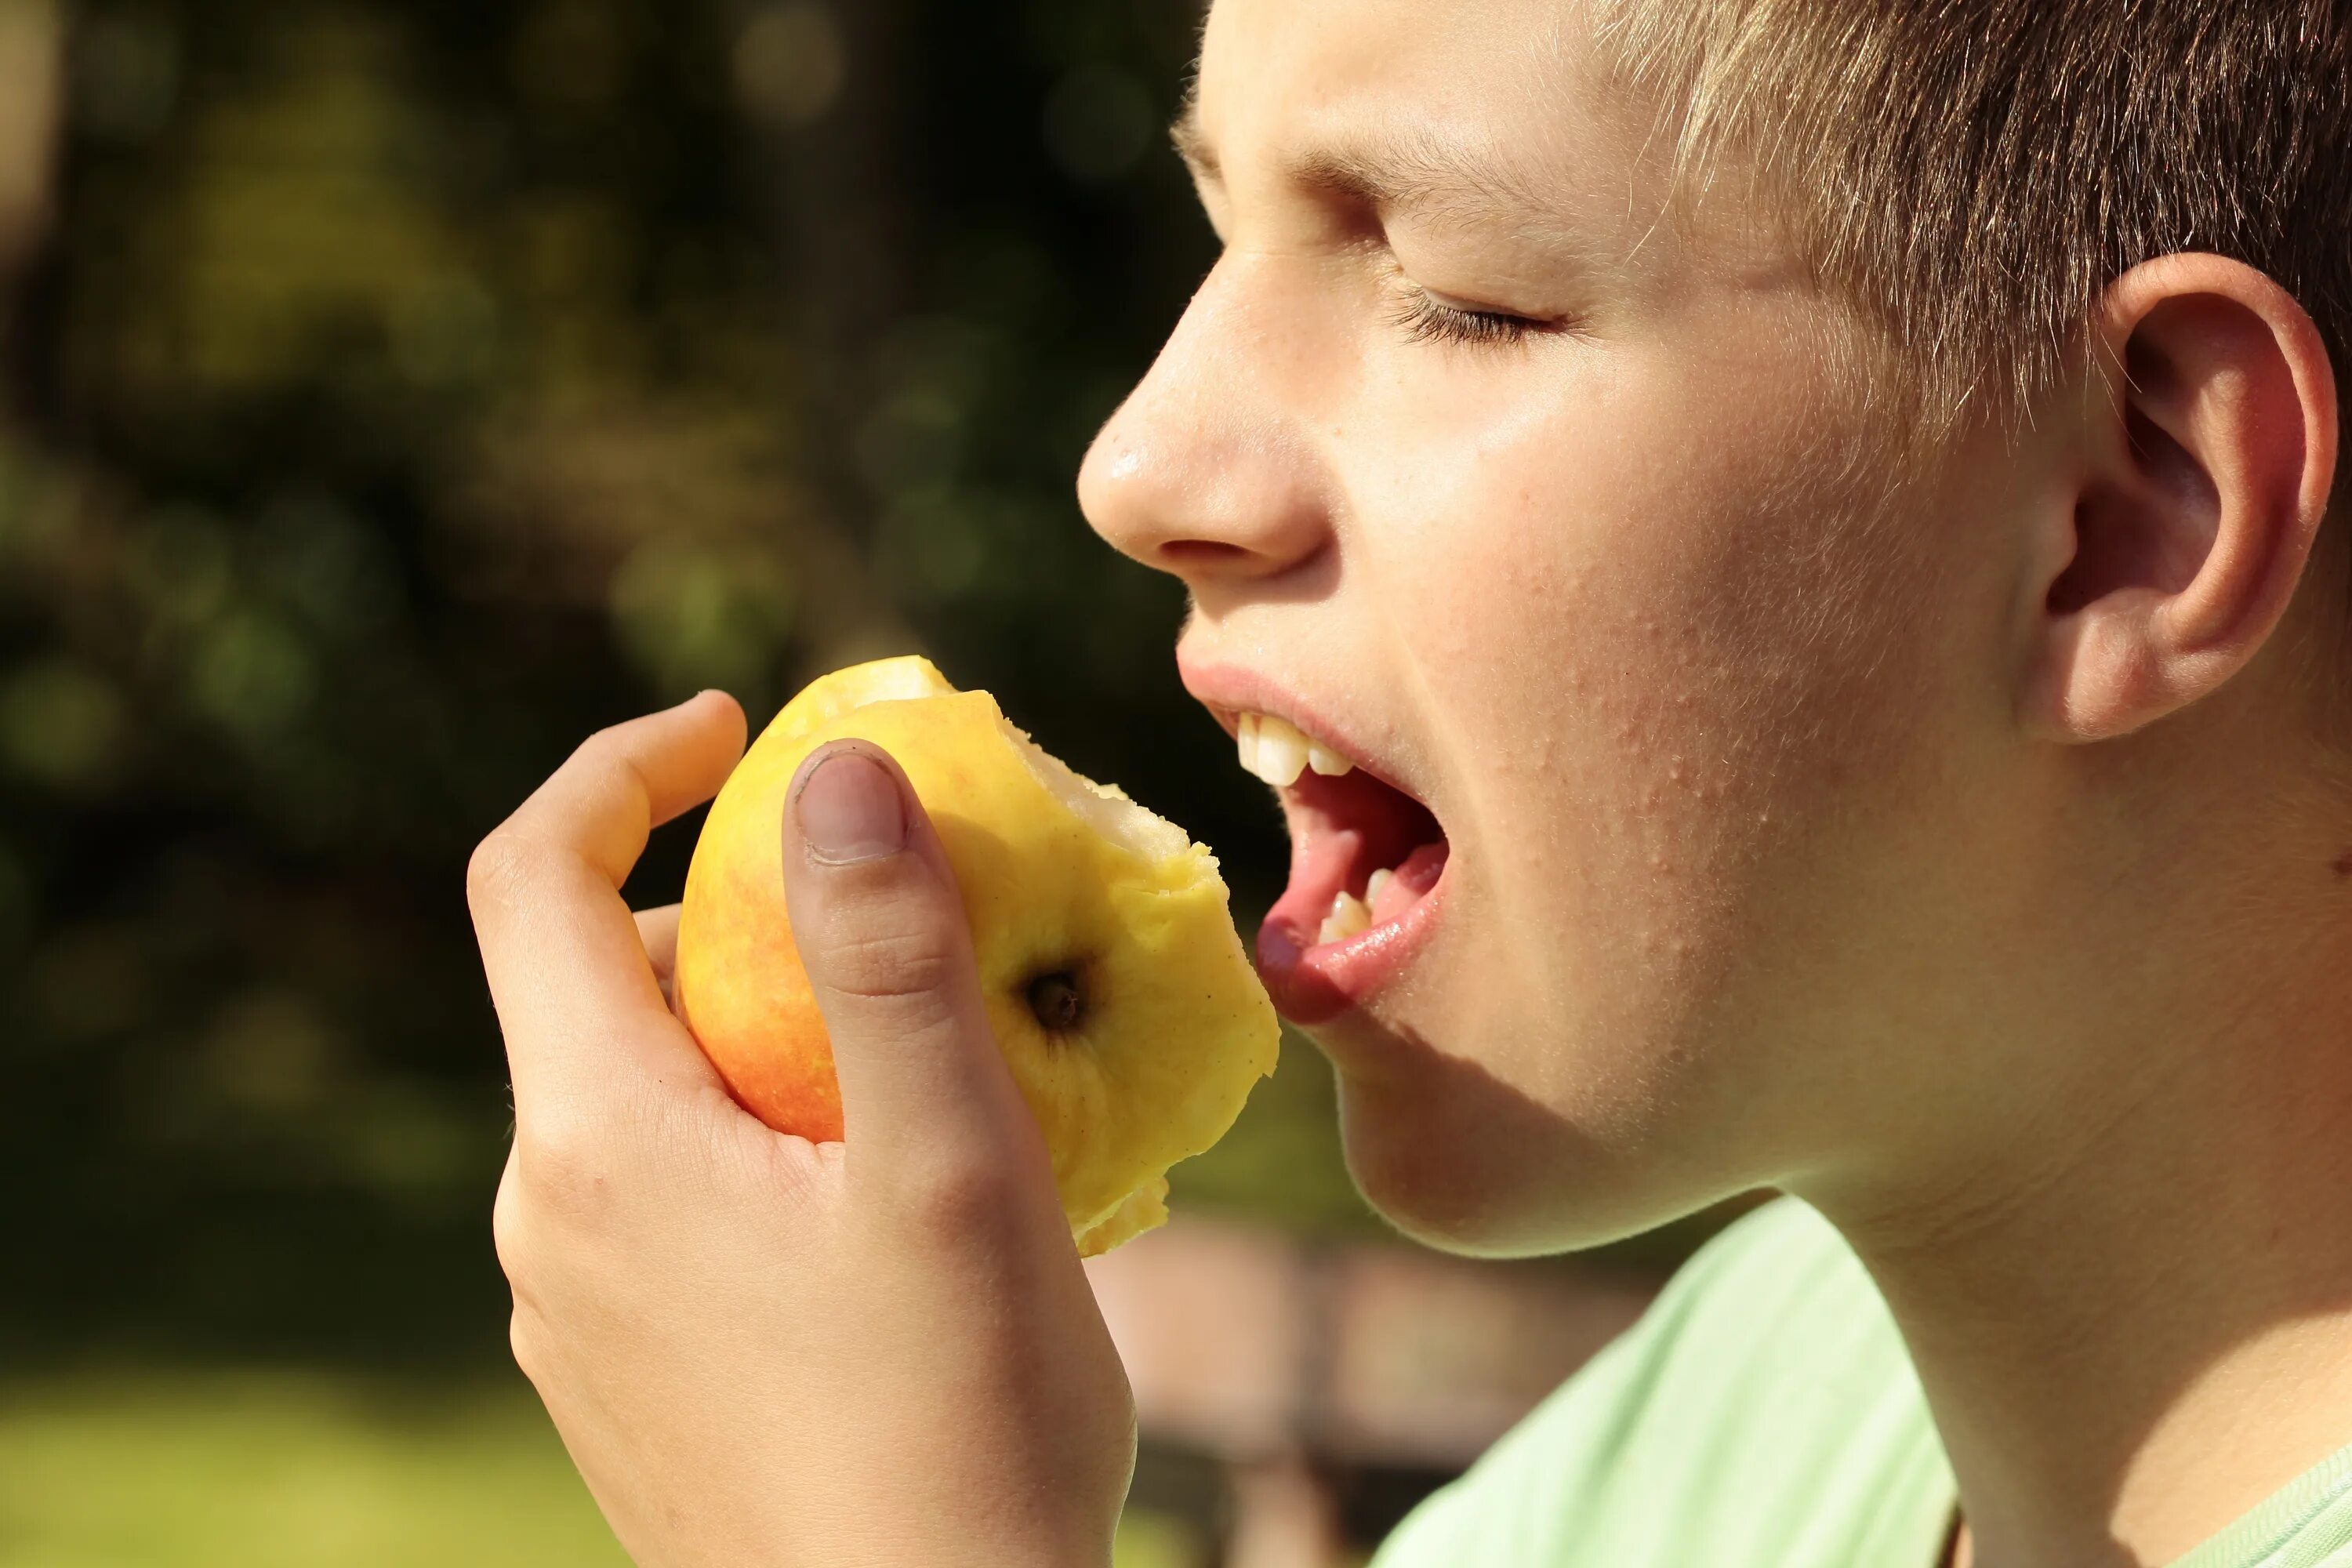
[[1318, 890, 1373, 945]]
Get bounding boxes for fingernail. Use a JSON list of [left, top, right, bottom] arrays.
[[795, 750, 907, 864]]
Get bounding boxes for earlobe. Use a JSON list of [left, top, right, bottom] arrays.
[[2025, 255, 2340, 743]]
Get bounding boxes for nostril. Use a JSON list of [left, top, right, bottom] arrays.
[[1160, 540, 1254, 568]]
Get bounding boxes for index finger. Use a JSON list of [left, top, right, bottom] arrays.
[[469, 691, 746, 1115]]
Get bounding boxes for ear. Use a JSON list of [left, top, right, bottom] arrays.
[[2024, 253, 2340, 742]]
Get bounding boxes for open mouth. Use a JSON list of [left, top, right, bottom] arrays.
[[1222, 710, 1451, 1025]]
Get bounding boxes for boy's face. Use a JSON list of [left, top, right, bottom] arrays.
[[1081, 0, 2042, 1254]]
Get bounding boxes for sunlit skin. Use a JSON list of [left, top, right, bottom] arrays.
[[1087, 0, 1985, 1256], [1079, 2, 2352, 1566]]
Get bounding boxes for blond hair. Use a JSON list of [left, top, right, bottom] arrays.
[[1596, 1, 2352, 438]]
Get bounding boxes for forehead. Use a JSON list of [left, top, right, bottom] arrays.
[[1194, 0, 1616, 197], [1191, 0, 1792, 285]]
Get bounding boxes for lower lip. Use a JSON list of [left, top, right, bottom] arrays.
[[1256, 855, 1450, 1026]]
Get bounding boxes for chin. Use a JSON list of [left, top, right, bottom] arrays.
[[1322, 1019, 1730, 1260]]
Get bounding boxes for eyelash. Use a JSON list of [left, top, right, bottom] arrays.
[[1388, 285, 1548, 350]]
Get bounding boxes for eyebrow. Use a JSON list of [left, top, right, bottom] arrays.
[[1170, 88, 1562, 241]]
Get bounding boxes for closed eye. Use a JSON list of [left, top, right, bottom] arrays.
[[1386, 282, 1566, 350]]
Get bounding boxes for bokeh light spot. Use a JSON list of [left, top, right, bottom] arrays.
[[128, 507, 236, 626], [514, 0, 626, 115], [734, 4, 846, 129], [203, 989, 343, 1116], [1041, 65, 1156, 185], [608, 539, 797, 695], [74, 11, 178, 143], [256, 493, 404, 636], [0, 659, 126, 787], [191, 611, 319, 742]]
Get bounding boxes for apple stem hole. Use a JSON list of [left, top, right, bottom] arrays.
[[1026, 971, 1085, 1033]]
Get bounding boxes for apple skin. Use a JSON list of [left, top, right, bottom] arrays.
[[672, 658, 1279, 1254], [676, 657, 952, 1144]]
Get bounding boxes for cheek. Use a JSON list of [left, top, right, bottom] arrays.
[[1363, 344, 1942, 1063]]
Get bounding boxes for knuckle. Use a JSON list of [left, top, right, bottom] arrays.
[[813, 917, 963, 1004], [566, 722, 630, 771], [507, 1306, 548, 1385], [490, 1170, 532, 1281], [895, 1146, 1022, 1240], [465, 830, 538, 916], [568, 728, 650, 805], [514, 1109, 619, 1223]]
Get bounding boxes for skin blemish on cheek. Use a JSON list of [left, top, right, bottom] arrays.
[[2332, 850, 2352, 878]]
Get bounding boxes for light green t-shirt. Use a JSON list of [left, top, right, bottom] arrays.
[[1374, 1196, 2352, 1568]]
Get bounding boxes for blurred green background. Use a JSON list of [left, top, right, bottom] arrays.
[[0, 1, 1702, 1561]]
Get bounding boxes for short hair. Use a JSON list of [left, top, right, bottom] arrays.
[[1595, 1, 2352, 439]]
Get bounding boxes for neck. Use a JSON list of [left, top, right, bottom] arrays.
[[1807, 845, 2352, 1568]]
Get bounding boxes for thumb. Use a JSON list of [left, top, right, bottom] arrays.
[[780, 741, 1033, 1171]]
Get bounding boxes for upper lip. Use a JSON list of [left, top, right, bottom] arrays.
[[1175, 647, 1428, 806]]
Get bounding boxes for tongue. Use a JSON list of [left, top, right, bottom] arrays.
[[1370, 842, 1447, 925]]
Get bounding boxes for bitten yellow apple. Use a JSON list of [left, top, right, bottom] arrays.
[[674, 656, 1279, 1256]]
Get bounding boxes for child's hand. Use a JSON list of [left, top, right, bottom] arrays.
[[467, 692, 1135, 1568]]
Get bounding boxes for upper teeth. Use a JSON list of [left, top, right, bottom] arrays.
[[1238, 713, 1355, 789]]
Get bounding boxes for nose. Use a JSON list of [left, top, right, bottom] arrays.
[[1078, 252, 1336, 586]]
